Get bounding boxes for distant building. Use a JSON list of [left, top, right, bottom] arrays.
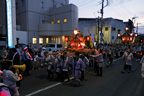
[[78, 18, 126, 44], [0, 0, 78, 48]]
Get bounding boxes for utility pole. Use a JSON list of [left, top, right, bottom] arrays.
[[100, 0, 104, 43], [101, 0, 104, 20]]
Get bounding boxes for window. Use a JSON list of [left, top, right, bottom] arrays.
[[46, 38, 49, 44], [41, 2, 44, 8], [64, 19, 67, 23], [112, 36, 114, 39], [112, 27, 116, 31], [57, 44, 62, 48], [57, 20, 60, 24], [118, 29, 121, 34], [105, 27, 108, 31], [22, 0, 25, 7], [39, 38, 43, 44], [32, 38, 37, 44], [46, 44, 55, 47], [16, 2, 18, 10], [51, 21, 54, 24]]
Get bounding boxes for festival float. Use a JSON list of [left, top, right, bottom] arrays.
[[65, 29, 97, 53]]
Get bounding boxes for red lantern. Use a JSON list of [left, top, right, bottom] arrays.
[[129, 36, 133, 42], [130, 33, 133, 36], [103, 50, 105, 54], [122, 37, 126, 42], [65, 36, 68, 42], [86, 36, 90, 41], [118, 34, 121, 37], [80, 36, 83, 41], [135, 33, 138, 37], [140, 52, 143, 56]]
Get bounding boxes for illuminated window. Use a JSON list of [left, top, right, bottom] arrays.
[[39, 38, 43, 44], [46, 38, 49, 43], [51, 21, 54, 24], [64, 19, 67, 23], [57, 20, 60, 24], [32, 38, 37, 44]]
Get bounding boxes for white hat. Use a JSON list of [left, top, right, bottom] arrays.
[[42, 47, 46, 50], [24, 47, 28, 50]]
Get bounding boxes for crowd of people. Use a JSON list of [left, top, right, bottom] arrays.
[[0, 43, 144, 96]]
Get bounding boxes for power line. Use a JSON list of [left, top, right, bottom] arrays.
[[110, 5, 126, 20], [79, 3, 101, 16], [78, 0, 97, 7], [121, 3, 135, 16], [76, 0, 92, 5]]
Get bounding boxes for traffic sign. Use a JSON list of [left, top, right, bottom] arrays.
[[101, 38, 104, 42], [100, 33, 104, 37], [91, 34, 94, 43]]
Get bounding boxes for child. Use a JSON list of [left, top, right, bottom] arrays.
[[2, 61, 20, 96]]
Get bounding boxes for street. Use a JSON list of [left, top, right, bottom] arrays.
[[19, 58, 143, 96]]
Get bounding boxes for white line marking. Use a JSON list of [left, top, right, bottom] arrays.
[[25, 77, 74, 96], [113, 57, 122, 62]]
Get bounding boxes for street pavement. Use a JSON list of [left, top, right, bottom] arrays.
[[19, 58, 144, 96]]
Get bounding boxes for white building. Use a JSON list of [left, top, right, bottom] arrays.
[[0, 0, 78, 48], [78, 18, 126, 44]]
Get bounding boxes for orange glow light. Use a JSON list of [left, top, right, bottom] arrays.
[[140, 52, 142, 55], [86, 36, 90, 41], [80, 36, 83, 41], [65, 36, 68, 42], [126, 27, 129, 31], [130, 33, 133, 36]]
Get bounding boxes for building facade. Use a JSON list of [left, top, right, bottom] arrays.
[[78, 18, 126, 44], [16, 0, 78, 48], [0, 0, 78, 48]]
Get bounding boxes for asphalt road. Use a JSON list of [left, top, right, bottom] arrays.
[[19, 58, 144, 96]]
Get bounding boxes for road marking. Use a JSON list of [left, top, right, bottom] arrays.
[[25, 77, 74, 96], [25, 58, 122, 96], [113, 57, 122, 62]]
